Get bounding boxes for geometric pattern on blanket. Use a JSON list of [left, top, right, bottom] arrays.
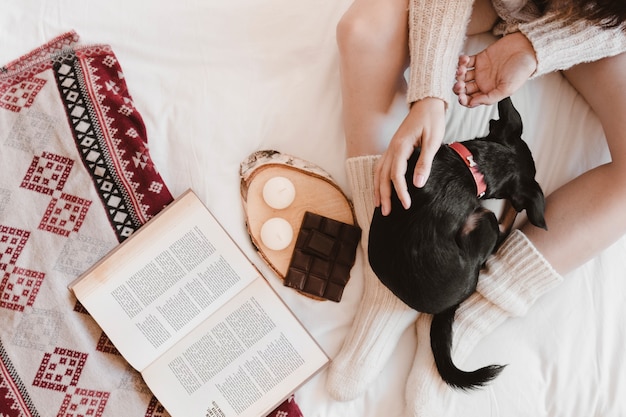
[[0, 31, 302, 417]]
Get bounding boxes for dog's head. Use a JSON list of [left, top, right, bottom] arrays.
[[480, 98, 546, 230]]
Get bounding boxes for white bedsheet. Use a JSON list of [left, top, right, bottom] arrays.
[[2, 1, 624, 416]]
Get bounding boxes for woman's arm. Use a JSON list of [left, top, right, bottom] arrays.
[[374, 0, 473, 215], [454, 9, 626, 108], [376, 0, 475, 215], [520, 10, 626, 77], [407, 0, 476, 105]]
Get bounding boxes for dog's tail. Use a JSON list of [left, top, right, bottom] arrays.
[[430, 305, 506, 390]]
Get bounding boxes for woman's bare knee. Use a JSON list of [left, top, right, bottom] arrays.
[[336, 0, 409, 55]]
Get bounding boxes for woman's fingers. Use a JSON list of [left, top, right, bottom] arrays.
[[376, 148, 411, 216], [455, 54, 478, 106]]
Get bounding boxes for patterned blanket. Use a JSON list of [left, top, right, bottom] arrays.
[[0, 31, 302, 417]]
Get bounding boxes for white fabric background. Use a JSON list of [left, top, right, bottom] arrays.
[[2, 2, 624, 416]]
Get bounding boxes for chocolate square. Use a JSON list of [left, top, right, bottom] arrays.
[[340, 225, 361, 245], [330, 263, 351, 285], [295, 228, 310, 247], [310, 257, 333, 277], [335, 243, 356, 265], [303, 275, 327, 297], [321, 218, 342, 238], [301, 212, 322, 230], [283, 211, 361, 302], [305, 229, 337, 259], [284, 268, 308, 290], [324, 282, 345, 302], [290, 250, 312, 271]]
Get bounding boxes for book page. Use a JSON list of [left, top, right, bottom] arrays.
[[141, 278, 328, 417], [70, 191, 259, 370]]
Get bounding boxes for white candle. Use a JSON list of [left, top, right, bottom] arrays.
[[262, 176, 296, 209], [260, 217, 293, 251]]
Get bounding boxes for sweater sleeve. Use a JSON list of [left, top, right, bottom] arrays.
[[519, 11, 626, 77], [407, 0, 475, 106]]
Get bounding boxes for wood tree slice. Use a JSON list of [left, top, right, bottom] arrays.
[[240, 150, 356, 295]]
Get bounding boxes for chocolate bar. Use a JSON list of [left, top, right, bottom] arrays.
[[284, 211, 361, 301]]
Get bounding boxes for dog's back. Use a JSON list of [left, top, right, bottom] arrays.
[[369, 148, 494, 315]]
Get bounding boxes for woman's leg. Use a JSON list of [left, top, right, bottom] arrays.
[[522, 52, 626, 274], [405, 51, 626, 417], [327, 0, 419, 402], [404, 4, 565, 415], [338, 0, 410, 157], [340, 0, 497, 159]]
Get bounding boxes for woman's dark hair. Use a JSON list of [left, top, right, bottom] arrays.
[[536, 0, 626, 29], [577, 0, 626, 29]]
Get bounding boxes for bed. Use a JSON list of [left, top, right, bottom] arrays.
[[1, 1, 625, 416]]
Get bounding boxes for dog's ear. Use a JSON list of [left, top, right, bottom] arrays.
[[510, 180, 547, 230], [487, 97, 523, 145]]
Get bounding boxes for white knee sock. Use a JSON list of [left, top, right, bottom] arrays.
[[405, 229, 563, 416], [325, 155, 418, 401]]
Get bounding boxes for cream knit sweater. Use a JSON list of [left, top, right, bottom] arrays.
[[407, 0, 626, 105]]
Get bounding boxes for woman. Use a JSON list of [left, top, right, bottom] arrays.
[[326, 0, 626, 414]]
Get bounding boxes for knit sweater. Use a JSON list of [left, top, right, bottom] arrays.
[[407, 0, 626, 105]]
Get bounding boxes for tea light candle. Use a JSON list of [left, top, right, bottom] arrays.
[[260, 217, 293, 251], [262, 176, 296, 209]]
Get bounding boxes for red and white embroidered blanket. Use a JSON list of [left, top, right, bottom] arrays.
[[0, 31, 302, 417]]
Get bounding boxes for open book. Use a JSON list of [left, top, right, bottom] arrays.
[[70, 189, 328, 417]]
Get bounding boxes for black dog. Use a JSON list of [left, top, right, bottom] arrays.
[[368, 98, 546, 390]]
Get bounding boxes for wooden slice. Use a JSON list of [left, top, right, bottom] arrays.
[[240, 151, 356, 283]]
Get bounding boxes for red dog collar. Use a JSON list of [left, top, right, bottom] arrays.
[[448, 142, 487, 198]]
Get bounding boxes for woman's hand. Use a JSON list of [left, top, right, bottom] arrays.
[[454, 32, 538, 107], [374, 97, 446, 216]]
